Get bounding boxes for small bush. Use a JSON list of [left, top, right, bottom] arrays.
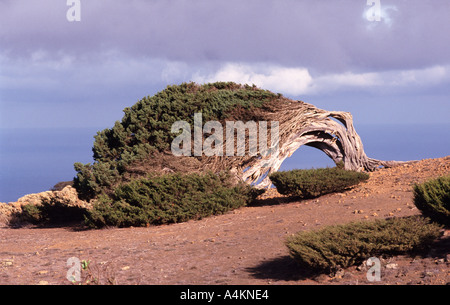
[[14, 198, 88, 226], [285, 216, 442, 273], [85, 171, 257, 228], [413, 175, 450, 226], [269, 167, 369, 199]]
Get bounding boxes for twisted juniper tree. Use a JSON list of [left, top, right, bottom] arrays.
[[74, 82, 408, 200]]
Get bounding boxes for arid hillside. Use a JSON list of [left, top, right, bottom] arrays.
[[1, 156, 449, 285]]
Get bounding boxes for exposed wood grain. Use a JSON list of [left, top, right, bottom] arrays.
[[196, 99, 413, 188]]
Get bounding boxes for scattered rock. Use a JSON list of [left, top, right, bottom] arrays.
[[334, 268, 345, 278], [0, 186, 91, 225], [16, 186, 91, 210], [1, 259, 14, 267], [356, 263, 366, 271], [422, 271, 435, 277], [385, 263, 398, 270]]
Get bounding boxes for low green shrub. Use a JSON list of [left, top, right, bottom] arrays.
[[269, 167, 369, 199], [285, 216, 442, 273], [15, 198, 88, 226], [413, 175, 450, 226], [85, 171, 258, 228]]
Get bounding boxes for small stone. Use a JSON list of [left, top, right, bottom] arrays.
[[385, 263, 398, 269], [2, 259, 13, 267], [334, 269, 345, 279], [121, 266, 130, 271], [38, 281, 49, 285]]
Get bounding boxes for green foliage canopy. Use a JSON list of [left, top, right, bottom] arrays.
[[74, 82, 279, 200]]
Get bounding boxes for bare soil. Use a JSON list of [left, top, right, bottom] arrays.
[[1, 157, 449, 285]]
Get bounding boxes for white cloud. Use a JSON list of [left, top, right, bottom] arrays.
[[2, 48, 449, 100], [192, 62, 450, 96], [193, 62, 381, 95], [193, 63, 313, 95]]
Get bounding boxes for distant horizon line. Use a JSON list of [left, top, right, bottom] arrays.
[[1, 122, 450, 130]]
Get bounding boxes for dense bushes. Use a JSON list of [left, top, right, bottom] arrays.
[[413, 175, 450, 226], [285, 216, 442, 273], [13, 198, 88, 226], [269, 167, 369, 199], [84, 171, 259, 228], [73, 82, 279, 200]]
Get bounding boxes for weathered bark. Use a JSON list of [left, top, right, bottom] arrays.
[[195, 99, 413, 188]]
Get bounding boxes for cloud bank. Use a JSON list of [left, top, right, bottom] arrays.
[[1, 0, 450, 128], [193, 62, 450, 96], [1, 0, 450, 72]]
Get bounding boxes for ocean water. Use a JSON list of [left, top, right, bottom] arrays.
[[0, 124, 449, 203], [0, 127, 99, 203]]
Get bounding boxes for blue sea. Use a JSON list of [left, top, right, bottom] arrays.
[[1, 124, 449, 203]]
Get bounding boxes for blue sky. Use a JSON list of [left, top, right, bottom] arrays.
[[1, 0, 450, 129]]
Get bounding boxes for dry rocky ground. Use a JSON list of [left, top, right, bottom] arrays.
[[0, 156, 449, 285]]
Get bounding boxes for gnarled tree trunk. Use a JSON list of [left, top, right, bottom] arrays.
[[197, 99, 412, 188]]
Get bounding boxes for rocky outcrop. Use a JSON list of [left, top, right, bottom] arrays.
[[0, 186, 91, 225]]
